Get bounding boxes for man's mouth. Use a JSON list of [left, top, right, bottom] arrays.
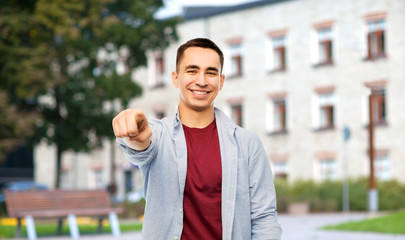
[[191, 90, 209, 95]]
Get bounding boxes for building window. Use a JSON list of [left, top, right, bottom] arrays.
[[230, 43, 243, 77], [60, 170, 71, 189], [313, 88, 336, 130], [320, 92, 335, 129], [364, 80, 387, 126], [154, 54, 165, 88], [272, 36, 286, 71], [271, 154, 289, 180], [156, 55, 164, 75], [148, 51, 165, 88], [231, 103, 243, 127], [94, 169, 104, 188], [267, 94, 288, 134], [317, 28, 333, 65], [374, 151, 390, 181], [274, 99, 287, 132], [274, 161, 289, 180], [320, 158, 337, 181], [367, 19, 386, 59], [371, 88, 386, 125], [124, 170, 133, 193], [266, 30, 287, 73]]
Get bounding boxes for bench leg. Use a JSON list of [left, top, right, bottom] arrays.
[[67, 214, 80, 239], [97, 217, 103, 233], [57, 217, 64, 235], [25, 215, 37, 240], [15, 218, 22, 238], [108, 213, 121, 237]]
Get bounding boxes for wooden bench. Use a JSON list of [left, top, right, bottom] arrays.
[[4, 189, 123, 239]]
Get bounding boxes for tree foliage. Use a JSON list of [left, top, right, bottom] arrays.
[[0, 0, 178, 185]]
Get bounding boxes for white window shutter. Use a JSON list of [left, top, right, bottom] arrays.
[[265, 38, 274, 71], [312, 94, 320, 129], [266, 100, 275, 133], [310, 30, 319, 65]]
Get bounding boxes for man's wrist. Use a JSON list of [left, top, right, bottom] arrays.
[[122, 137, 151, 151]]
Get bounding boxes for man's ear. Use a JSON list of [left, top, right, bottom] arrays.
[[172, 71, 179, 88], [219, 74, 225, 91]]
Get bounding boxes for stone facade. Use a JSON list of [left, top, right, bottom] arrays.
[[35, 0, 405, 197], [131, 0, 405, 183]]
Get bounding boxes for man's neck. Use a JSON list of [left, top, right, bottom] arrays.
[[178, 105, 215, 128]]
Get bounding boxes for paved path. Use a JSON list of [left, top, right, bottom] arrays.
[[279, 212, 405, 240], [11, 212, 405, 240]]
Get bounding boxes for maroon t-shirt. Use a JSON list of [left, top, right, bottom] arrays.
[[181, 119, 222, 240]]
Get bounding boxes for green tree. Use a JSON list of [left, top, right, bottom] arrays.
[[0, 0, 49, 164], [0, 0, 178, 187]]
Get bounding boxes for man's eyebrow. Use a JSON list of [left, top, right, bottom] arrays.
[[184, 65, 219, 72], [185, 65, 200, 70], [206, 67, 219, 72]]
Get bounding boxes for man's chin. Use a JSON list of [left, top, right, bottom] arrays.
[[186, 103, 214, 113]]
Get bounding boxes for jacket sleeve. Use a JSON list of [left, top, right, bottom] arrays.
[[249, 134, 282, 240], [116, 120, 160, 167]]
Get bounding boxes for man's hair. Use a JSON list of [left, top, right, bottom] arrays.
[[176, 38, 224, 73]]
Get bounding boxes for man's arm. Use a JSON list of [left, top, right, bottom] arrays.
[[112, 109, 152, 151], [249, 136, 282, 240]]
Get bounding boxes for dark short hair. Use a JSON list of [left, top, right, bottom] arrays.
[[176, 38, 224, 73]]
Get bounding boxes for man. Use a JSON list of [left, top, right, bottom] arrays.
[[113, 38, 282, 240]]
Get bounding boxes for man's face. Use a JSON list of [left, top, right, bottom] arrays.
[[172, 47, 225, 113]]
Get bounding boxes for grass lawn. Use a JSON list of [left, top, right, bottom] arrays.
[[0, 221, 142, 238], [322, 209, 405, 234]]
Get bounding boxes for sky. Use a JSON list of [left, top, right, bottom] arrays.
[[156, 0, 255, 18]]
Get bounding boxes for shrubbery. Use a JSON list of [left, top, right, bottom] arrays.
[[275, 178, 405, 213]]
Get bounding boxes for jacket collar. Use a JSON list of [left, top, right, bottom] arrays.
[[172, 106, 237, 133]]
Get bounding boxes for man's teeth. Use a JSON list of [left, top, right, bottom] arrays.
[[192, 90, 208, 94]]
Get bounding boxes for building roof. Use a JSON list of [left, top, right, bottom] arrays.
[[183, 0, 290, 20]]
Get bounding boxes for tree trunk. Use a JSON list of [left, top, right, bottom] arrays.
[[55, 145, 62, 188]]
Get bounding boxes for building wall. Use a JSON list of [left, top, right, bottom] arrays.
[[35, 0, 405, 195], [128, 0, 405, 182]]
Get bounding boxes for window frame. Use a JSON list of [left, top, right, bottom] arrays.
[[320, 158, 338, 181], [317, 27, 333, 65], [314, 89, 336, 131], [363, 80, 388, 127], [274, 161, 289, 180], [267, 92, 288, 135], [273, 99, 287, 133], [148, 50, 166, 89], [229, 43, 243, 77], [271, 154, 289, 180], [272, 36, 287, 71], [366, 19, 386, 60], [371, 88, 387, 125], [231, 103, 243, 127]]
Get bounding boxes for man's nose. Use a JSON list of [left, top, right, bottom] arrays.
[[195, 72, 208, 86]]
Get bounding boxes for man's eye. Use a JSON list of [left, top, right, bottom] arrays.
[[207, 72, 217, 76], [187, 70, 196, 74]]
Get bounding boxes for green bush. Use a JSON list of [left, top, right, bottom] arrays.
[[118, 199, 145, 219], [275, 178, 405, 213]]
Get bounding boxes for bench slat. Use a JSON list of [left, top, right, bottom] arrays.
[[12, 208, 123, 218], [4, 189, 122, 218]]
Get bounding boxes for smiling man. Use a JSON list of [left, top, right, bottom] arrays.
[[113, 38, 282, 240]]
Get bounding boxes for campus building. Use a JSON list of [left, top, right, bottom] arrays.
[[35, 0, 405, 198]]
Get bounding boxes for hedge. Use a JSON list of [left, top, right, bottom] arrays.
[[275, 178, 405, 213]]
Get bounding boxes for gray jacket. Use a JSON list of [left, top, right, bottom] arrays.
[[118, 107, 282, 240]]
